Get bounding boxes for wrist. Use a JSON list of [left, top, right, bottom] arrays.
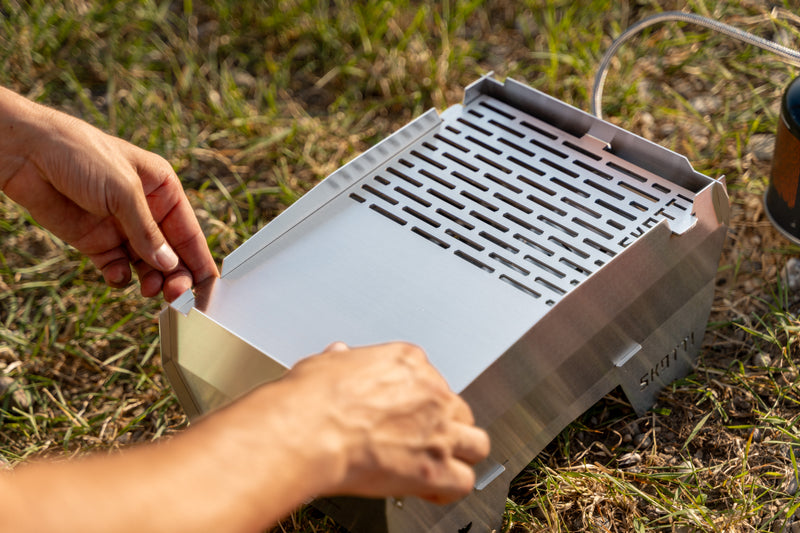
[[248, 377, 351, 496], [180, 379, 349, 529], [267, 371, 356, 497]]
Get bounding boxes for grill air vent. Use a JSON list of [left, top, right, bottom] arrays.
[[349, 95, 693, 305]]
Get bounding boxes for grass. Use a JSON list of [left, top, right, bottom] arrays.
[[1, 0, 800, 531]]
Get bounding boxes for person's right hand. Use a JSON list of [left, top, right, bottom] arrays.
[[281, 342, 491, 505], [0, 341, 490, 533]]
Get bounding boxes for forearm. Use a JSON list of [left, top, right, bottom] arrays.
[[0, 380, 339, 533], [0, 86, 52, 191]]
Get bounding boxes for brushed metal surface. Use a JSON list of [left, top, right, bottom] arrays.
[[160, 75, 729, 533]]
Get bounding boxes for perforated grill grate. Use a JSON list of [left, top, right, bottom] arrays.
[[348, 94, 694, 305]]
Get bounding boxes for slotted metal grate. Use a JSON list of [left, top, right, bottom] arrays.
[[349, 93, 694, 305]]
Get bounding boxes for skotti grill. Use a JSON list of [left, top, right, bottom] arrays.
[[160, 76, 729, 533]]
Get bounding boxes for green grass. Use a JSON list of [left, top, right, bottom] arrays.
[[2, 0, 800, 531]]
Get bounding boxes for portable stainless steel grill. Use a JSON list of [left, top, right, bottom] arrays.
[[159, 75, 729, 533]]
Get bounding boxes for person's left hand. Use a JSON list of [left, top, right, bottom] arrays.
[[0, 88, 218, 301]]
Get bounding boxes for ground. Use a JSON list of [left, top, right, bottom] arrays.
[[1, 1, 800, 532]]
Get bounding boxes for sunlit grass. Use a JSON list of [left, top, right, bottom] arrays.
[[1, 0, 800, 531]]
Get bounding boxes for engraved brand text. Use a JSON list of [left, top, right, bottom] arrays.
[[639, 332, 695, 391]]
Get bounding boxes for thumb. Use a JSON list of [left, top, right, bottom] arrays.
[[108, 176, 179, 272]]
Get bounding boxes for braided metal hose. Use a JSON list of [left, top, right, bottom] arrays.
[[591, 10, 800, 119]]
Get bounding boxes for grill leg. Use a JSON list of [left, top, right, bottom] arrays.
[[615, 279, 715, 415]]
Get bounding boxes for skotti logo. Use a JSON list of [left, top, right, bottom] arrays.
[[639, 332, 695, 391]]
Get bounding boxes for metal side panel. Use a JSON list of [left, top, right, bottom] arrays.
[[160, 307, 203, 419], [309, 201, 727, 533], [465, 76, 715, 193], [615, 276, 716, 413], [160, 306, 288, 418]]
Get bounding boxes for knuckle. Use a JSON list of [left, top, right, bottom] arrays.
[[426, 440, 449, 462], [456, 398, 476, 424], [394, 341, 426, 362], [416, 457, 439, 485]]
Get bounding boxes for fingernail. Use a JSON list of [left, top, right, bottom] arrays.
[[108, 269, 126, 285], [155, 243, 179, 271], [325, 342, 349, 352]]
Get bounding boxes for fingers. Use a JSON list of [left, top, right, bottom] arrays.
[[414, 413, 489, 504], [449, 394, 476, 426], [109, 145, 218, 300], [412, 425, 489, 505], [131, 255, 194, 302], [105, 169, 179, 274], [304, 342, 491, 505], [452, 423, 491, 466], [157, 194, 219, 287], [161, 271, 196, 302], [404, 420, 490, 506], [134, 149, 219, 286], [98, 258, 133, 289], [83, 246, 133, 288], [419, 459, 478, 505]]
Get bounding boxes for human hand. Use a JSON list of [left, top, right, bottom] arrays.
[[283, 342, 490, 505], [137, 341, 491, 532], [0, 87, 218, 301], [0, 342, 488, 533]]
